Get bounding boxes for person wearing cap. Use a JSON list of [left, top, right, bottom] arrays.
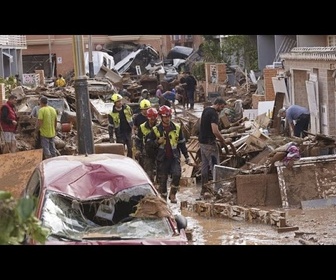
[[146, 105, 190, 203], [277, 105, 310, 138], [36, 96, 58, 159], [108, 93, 134, 158], [138, 88, 150, 103], [0, 94, 18, 153]]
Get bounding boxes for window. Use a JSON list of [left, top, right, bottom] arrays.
[[327, 35, 336, 46], [172, 35, 182, 41], [184, 42, 193, 48], [185, 35, 193, 40]]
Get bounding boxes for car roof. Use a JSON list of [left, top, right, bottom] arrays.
[[166, 46, 194, 59], [39, 153, 152, 199]]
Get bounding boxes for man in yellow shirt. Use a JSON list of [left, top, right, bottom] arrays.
[[55, 74, 66, 87], [37, 96, 58, 159]]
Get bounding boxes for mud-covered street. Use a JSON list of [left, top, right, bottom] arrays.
[[171, 184, 336, 245]]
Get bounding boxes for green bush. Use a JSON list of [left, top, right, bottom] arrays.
[[0, 76, 18, 99], [0, 191, 50, 245]]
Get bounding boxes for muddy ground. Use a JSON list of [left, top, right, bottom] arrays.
[[171, 184, 336, 245]]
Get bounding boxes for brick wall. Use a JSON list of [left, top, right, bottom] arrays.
[[263, 68, 279, 101], [284, 59, 336, 136]]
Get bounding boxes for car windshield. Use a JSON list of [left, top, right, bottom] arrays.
[[41, 184, 176, 241], [47, 98, 69, 113]]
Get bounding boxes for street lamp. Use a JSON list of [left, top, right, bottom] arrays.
[[72, 35, 94, 155]]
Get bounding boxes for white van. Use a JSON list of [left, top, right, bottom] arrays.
[[84, 51, 115, 76]]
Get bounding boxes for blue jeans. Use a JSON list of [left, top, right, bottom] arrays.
[[40, 136, 57, 159], [199, 143, 220, 192]]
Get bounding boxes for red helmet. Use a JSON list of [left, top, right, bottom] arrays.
[[147, 108, 158, 120], [158, 105, 172, 117]]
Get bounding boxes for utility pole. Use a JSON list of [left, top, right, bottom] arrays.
[[48, 35, 53, 78], [88, 35, 94, 78], [72, 35, 94, 155]]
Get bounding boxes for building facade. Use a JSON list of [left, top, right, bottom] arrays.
[[0, 35, 27, 79]]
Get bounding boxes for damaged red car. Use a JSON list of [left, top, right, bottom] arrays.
[[21, 153, 188, 245]]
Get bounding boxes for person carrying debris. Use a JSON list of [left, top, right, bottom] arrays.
[[160, 89, 177, 115], [55, 74, 66, 87], [198, 97, 230, 199], [146, 105, 190, 203], [108, 93, 134, 158], [0, 94, 18, 153], [134, 107, 159, 183], [277, 105, 310, 138], [175, 84, 188, 110], [36, 96, 58, 159]]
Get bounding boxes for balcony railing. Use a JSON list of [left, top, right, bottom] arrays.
[[0, 35, 27, 49]]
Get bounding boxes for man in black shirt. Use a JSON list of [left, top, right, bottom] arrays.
[[185, 71, 197, 110], [198, 97, 228, 198]]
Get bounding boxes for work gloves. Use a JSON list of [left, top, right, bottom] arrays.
[[157, 136, 165, 144]]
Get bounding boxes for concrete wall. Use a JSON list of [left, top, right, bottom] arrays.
[[257, 35, 275, 71], [297, 35, 326, 47]]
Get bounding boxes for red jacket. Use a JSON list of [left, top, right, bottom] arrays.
[[0, 102, 18, 132]]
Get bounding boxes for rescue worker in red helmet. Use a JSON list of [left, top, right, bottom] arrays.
[[146, 105, 190, 203], [108, 93, 134, 158], [134, 107, 159, 183]]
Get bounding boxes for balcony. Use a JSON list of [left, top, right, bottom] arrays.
[[0, 35, 27, 49]]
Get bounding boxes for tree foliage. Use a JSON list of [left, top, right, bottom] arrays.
[[0, 191, 50, 245], [0, 76, 19, 98], [221, 35, 258, 71], [199, 35, 258, 72]]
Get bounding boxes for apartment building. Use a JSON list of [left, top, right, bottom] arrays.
[[0, 35, 26, 79]]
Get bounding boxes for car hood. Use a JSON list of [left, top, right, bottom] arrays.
[[42, 236, 188, 245], [41, 154, 151, 199]]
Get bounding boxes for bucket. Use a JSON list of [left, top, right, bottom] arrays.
[[61, 123, 71, 133]]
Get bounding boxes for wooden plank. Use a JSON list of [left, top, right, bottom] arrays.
[[220, 114, 231, 128], [181, 163, 194, 178], [270, 91, 285, 133], [277, 226, 299, 233]]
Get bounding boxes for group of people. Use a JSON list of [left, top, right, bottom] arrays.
[[0, 69, 312, 203], [0, 94, 58, 159], [155, 71, 198, 113], [0, 73, 66, 158], [108, 92, 190, 203]]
